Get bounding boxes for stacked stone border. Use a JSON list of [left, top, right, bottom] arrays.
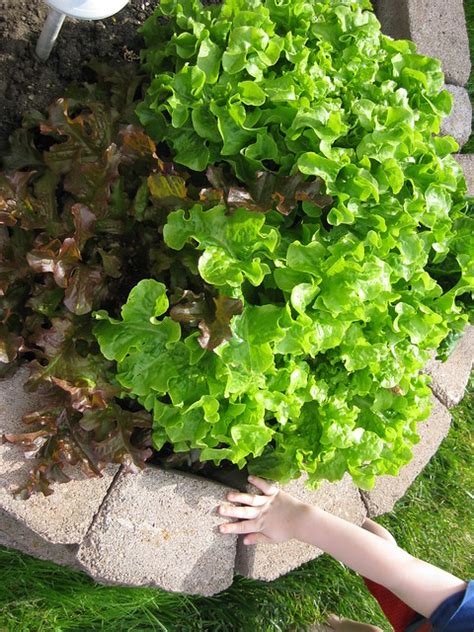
[[1, 0, 473, 596]]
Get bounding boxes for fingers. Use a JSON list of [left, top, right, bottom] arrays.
[[242, 532, 272, 545], [217, 476, 279, 540], [219, 504, 261, 520], [219, 519, 259, 535], [247, 475, 279, 496], [226, 492, 269, 507]]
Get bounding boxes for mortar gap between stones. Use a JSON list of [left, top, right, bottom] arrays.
[[429, 386, 451, 411], [82, 466, 125, 540], [358, 488, 371, 516]]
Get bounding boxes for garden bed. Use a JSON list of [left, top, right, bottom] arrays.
[[0, 0, 473, 596]]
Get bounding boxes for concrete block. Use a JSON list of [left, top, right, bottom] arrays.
[[235, 474, 366, 581], [77, 467, 237, 595], [373, 0, 410, 42], [0, 508, 82, 569], [440, 86, 472, 148], [375, 0, 471, 87], [455, 154, 474, 197], [0, 368, 118, 544], [361, 394, 451, 517], [424, 325, 474, 408]]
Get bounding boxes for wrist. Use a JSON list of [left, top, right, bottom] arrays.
[[292, 503, 323, 543]]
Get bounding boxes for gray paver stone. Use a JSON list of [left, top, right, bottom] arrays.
[[0, 508, 82, 569], [77, 467, 237, 595], [235, 474, 366, 582], [455, 154, 474, 197], [375, 0, 471, 87], [361, 394, 451, 517], [0, 368, 118, 544], [440, 86, 472, 148], [423, 325, 474, 408]]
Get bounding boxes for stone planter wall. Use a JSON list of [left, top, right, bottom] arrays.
[[0, 0, 473, 597]]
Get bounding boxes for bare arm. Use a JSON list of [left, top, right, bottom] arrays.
[[218, 476, 466, 618]]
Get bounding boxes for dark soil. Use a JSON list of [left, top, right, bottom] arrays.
[[0, 0, 157, 152]]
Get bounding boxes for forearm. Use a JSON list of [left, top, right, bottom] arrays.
[[218, 477, 466, 618], [295, 505, 466, 618]]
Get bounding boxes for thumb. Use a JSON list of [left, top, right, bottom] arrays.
[[243, 532, 273, 545], [247, 475, 279, 496]]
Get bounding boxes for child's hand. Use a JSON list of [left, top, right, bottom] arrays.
[[218, 475, 309, 545]]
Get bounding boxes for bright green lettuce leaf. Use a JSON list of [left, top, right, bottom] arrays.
[[163, 204, 279, 289]]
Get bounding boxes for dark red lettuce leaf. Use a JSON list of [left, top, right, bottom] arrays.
[[71, 203, 96, 250], [50, 376, 119, 412], [25, 315, 115, 394], [1, 127, 44, 172], [63, 264, 105, 315], [41, 100, 115, 175], [2, 407, 102, 499], [0, 172, 35, 227], [63, 144, 122, 217], [27, 237, 82, 288], [170, 289, 243, 350], [79, 403, 153, 473], [0, 324, 23, 363], [203, 166, 333, 215], [0, 225, 33, 296], [147, 158, 189, 210], [120, 125, 157, 162]]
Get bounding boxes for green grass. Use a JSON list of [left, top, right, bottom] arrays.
[[1, 377, 472, 632], [462, 0, 474, 152]]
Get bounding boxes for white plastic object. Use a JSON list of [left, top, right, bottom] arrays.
[[35, 0, 130, 62], [43, 0, 130, 21]]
